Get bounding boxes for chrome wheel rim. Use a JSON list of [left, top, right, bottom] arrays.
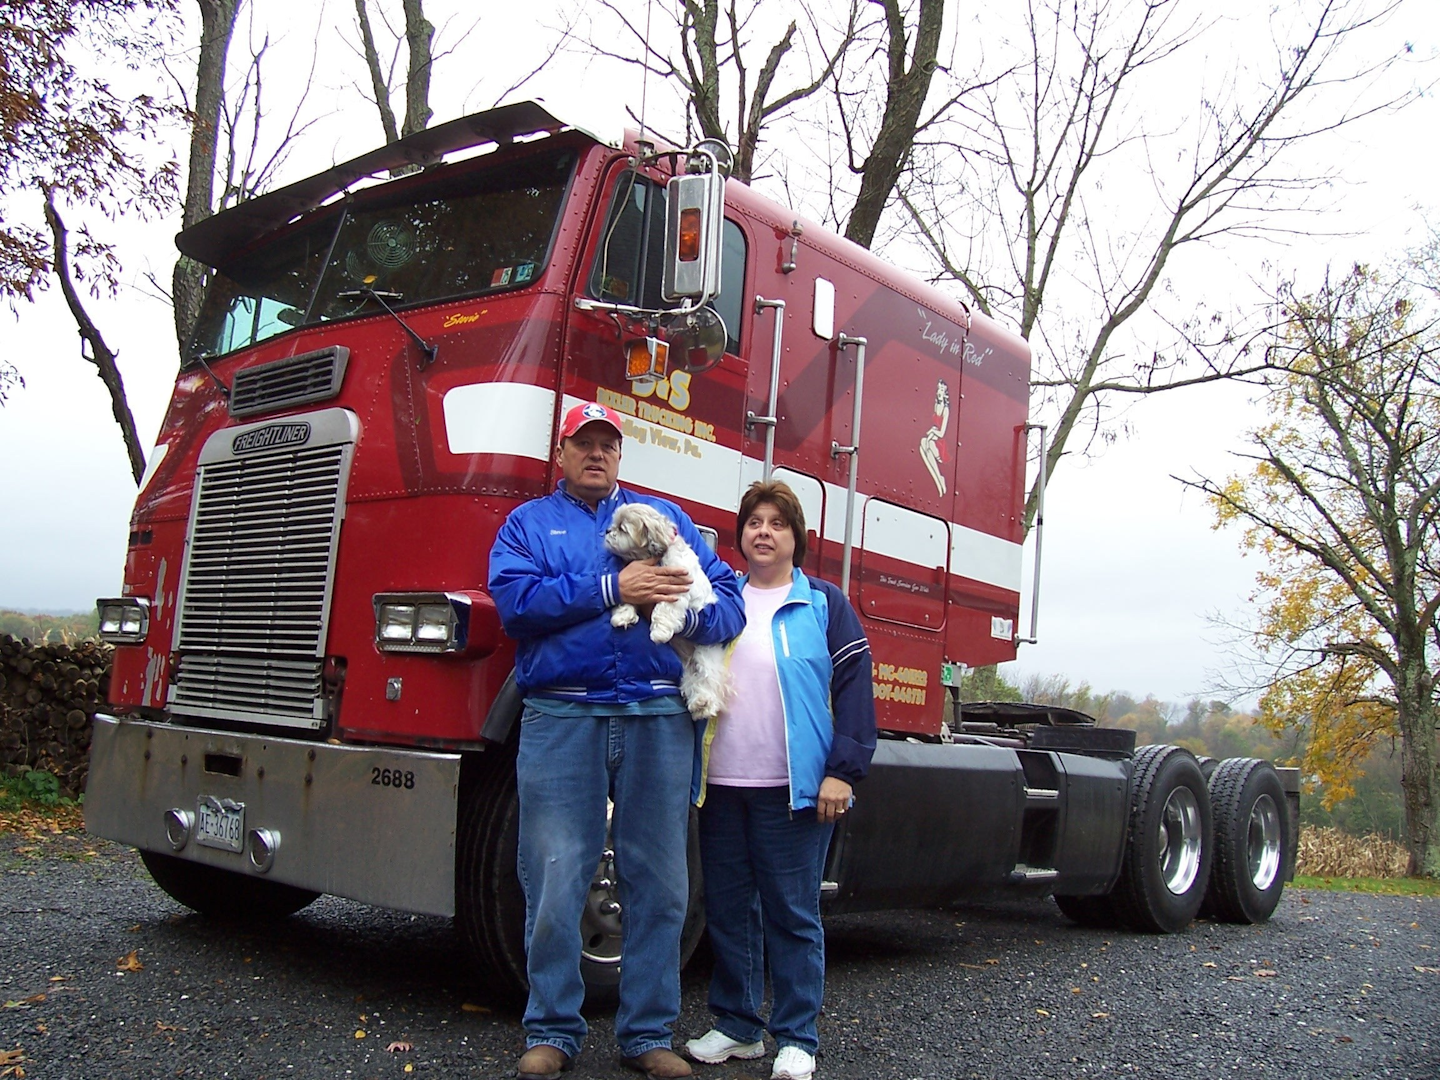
[[581, 801, 622, 969], [1158, 785, 1203, 895], [1247, 793, 1282, 891]]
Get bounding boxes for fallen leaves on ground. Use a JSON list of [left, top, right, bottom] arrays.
[[115, 951, 143, 973], [0, 1051, 23, 1066], [1254, 969, 1279, 977], [1414, 966, 1440, 974], [460, 1003, 491, 1013], [0, 805, 85, 837]]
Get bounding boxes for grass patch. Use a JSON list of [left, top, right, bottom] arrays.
[[1292, 874, 1440, 897]]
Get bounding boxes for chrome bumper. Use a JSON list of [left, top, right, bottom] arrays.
[[85, 715, 461, 916]]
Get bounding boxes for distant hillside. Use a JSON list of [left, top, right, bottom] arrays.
[[0, 609, 99, 643]]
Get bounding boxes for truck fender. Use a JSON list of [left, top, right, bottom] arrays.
[[480, 671, 524, 745]]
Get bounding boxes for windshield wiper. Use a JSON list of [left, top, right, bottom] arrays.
[[337, 286, 439, 370]]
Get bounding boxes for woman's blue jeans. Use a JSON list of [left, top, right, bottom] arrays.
[[698, 784, 834, 1054], [516, 706, 693, 1060]]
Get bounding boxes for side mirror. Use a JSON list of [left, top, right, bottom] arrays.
[[662, 141, 728, 307], [662, 307, 727, 373]]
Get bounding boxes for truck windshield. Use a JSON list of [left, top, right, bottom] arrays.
[[190, 147, 578, 358]]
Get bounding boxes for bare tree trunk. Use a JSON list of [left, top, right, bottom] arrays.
[[590, 0, 856, 187], [1397, 666, 1437, 876], [843, 0, 942, 250], [172, 0, 239, 353], [400, 0, 434, 137], [356, 0, 401, 144], [45, 194, 146, 485]]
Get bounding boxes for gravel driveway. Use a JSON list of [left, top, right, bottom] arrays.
[[2, 830, 1435, 1080]]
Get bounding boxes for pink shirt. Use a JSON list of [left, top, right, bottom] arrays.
[[706, 581, 791, 787]]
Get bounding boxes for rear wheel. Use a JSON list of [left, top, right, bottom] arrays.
[[1054, 893, 1120, 928], [1204, 757, 1287, 924], [139, 850, 319, 919], [1111, 744, 1213, 933]]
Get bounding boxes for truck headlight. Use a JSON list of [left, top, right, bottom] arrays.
[[97, 597, 150, 644], [373, 591, 503, 658], [374, 593, 466, 653]]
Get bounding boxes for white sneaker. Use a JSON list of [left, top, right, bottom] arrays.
[[772, 1046, 815, 1080], [683, 1029, 766, 1064]]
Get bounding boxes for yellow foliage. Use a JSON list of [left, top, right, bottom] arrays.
[[1203, 261, 1437, 819]]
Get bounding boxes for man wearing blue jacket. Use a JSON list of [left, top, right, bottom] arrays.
[[489, 401, 746, 1080]]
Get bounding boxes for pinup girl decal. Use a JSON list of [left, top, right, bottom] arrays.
[[919, 380, 950, 497]]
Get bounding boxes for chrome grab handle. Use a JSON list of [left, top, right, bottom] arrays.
[[1014, 421, 1047, 646], [749, 297, 786, 481], [832, 333, 866, 595]]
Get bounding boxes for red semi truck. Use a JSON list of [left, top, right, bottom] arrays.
[[84, 102, 1297, 998]]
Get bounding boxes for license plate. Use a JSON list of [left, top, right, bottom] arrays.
[[195, 795, 245, 852]]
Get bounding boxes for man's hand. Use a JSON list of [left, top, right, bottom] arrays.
[[816, 777, 853, 824], [618, 559, 691, 607]]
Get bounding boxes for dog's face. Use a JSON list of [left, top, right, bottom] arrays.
[[605, 504, 676, 560]]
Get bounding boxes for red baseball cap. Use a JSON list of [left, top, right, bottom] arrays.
[[557, 401, 624, 443]]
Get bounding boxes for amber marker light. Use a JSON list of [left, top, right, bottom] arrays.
[[678, 208, 702, 261], [625, 338, 668, 381]]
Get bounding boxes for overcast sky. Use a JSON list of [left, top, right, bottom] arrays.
[[1, 0, 1435, 707]]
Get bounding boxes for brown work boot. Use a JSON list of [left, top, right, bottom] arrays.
[[621, 1047, 693, 1078], [516, 1044, 570, 1080]]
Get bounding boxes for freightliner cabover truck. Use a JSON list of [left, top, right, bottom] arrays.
[[85, 102, 1299, 1000]]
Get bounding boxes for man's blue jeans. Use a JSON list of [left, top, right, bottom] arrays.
[[698, 783, 835, 1054], [516, 706, 693, 1060]]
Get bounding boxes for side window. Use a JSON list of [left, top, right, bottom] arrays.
[[590, 175, 746, 354]]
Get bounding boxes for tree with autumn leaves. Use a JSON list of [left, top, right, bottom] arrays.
[[1187, 257, 1440, 876]]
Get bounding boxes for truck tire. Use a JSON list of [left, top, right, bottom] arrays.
[[454, 745, 706, 1005], [1111, 744, 1213, 933], [455, 744, 529, 1005], [139, 850, 319, 919], [1204, 757, 1287, 924], [1054, 893, 1120, 928]]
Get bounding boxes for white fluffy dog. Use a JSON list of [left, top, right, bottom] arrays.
[[604, 503, 729, 720]]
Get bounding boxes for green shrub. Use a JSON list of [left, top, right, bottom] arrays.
[[0, 770, 77, 809]]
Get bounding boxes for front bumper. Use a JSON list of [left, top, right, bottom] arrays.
[[85, 715, 461, 916]]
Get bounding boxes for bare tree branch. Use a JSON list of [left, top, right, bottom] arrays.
[[45, 192, 146, 485]]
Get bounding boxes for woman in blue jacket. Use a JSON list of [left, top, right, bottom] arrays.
[[685, 481, 877, 1080]]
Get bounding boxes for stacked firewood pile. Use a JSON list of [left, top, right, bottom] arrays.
[[0, 634, 112, 797]]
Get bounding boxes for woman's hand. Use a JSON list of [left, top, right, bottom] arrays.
[[816, 777, 853, 824]]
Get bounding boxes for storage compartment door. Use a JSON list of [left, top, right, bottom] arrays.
[[859, 498, 948, 629]]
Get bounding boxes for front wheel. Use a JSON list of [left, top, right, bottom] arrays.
[[1111, 744, 1213, 933], [454, 747, 705, 1005], [139, 850, 320, 919], [1204, 758, 1287, 924]]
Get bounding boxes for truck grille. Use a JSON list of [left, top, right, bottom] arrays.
[[170, 412, 355, 730], [229, 346, 349, 419]]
